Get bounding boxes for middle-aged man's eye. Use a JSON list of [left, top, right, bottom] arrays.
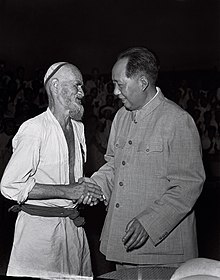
[[118, 84, 124, 90]]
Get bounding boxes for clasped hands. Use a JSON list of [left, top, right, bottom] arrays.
[[75, 177, 106, 206]]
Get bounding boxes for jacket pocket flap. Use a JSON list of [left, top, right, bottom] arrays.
[[138, 139, 163, 152]]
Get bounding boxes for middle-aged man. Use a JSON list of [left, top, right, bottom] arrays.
[[0, 62, 104, 278], [82, 47, 206, 270]]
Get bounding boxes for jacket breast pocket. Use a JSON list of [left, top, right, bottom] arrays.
[[115, 136, 126, 149], [137, 138, 164, 177]]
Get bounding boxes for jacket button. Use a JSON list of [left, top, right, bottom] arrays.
[[122, 161, 126, 165], [116, 203, 120, 208], [119, 182, 123, 186], [146, 148, 150, 152], [128, 140, 132, 145]]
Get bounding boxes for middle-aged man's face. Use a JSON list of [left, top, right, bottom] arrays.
[[59, 67, 84, 119], [112, 58, 144, 111]]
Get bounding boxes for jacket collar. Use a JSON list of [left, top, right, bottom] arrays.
[[131, 87, 165, 123]]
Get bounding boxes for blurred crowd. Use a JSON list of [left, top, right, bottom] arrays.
[[0, 61, 220, 179]]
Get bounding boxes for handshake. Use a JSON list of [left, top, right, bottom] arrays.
[[73, 177, 107, 206]]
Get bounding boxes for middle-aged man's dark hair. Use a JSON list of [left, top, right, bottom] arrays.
[[117, 47, 160, 85]]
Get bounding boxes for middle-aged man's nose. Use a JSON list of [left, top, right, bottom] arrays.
[[114, 87, 121, 96]]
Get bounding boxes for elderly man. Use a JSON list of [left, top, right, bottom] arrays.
[[82, 47, 205, 270], [0, 62, 103, 278]]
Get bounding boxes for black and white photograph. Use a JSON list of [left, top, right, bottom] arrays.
[[0, 1, 219, 279]]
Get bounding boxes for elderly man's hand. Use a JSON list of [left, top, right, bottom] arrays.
[[122, 218, 149, 251], [76, 178, 104, 206], [68, 180, 103, 205]]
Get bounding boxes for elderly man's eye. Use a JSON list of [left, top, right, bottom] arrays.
[[73, 82, 83, 89]]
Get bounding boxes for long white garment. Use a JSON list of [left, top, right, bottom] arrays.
[[0, 108, 92, 278]]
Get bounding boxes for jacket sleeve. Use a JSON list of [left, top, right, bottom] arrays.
[[136, 112, 206, 245], [0, 121, 41, 204]]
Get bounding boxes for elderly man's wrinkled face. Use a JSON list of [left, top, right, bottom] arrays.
[[60, 70, 84, 120]]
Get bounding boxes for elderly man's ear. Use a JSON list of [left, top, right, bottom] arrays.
[[51, 78, 59, 90], [140, 76, 149, 91]]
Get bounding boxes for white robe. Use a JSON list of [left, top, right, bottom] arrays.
[[0, 108, 92, 278]]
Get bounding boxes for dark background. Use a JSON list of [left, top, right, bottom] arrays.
[[0, 0, 219, 77]]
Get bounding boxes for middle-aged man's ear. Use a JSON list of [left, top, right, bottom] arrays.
[[140, 76, 149, 91]]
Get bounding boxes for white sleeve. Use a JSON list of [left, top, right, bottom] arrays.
[[0, 121, 41, 203]]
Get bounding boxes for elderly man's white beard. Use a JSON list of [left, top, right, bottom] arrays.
[[69, 104, 84, 121]]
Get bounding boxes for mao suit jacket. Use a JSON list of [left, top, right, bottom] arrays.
[[91, 88, 205, 265]]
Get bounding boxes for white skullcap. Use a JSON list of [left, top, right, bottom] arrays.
[[44, 62, 68, 86]]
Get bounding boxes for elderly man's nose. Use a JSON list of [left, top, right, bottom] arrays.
[[79, 85, 84, 94]]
